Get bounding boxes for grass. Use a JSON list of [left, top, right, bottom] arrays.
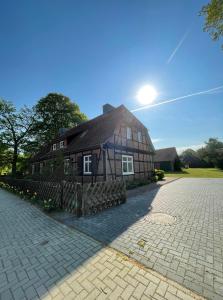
[[165, 168, 223, 178]]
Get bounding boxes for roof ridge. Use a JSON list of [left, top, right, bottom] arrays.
[[60, 105, 124, 138], [156, 147, 176, 151]]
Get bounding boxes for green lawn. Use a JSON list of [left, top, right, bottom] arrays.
[[165, 168, 223, 178]]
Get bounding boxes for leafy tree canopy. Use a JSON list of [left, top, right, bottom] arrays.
[[181, 138, 223, 169], [180, 148, 209, 168], [204, 137, 223, 167], [34, 93, 87, 144], [0, 143, 12, 174], [0, 99, 36, 175], [200, 0, 223, 49]]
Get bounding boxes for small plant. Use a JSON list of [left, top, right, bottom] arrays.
[[30, 192, 38, 203], [116, 252, 128, 261], [43, 198, 57, 212], [137, 239, 146, 248]]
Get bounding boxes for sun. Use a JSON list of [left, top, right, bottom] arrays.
[[137, 85, 157, 105]]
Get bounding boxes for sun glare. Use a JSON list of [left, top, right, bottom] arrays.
[[137, 85, 157, 105]]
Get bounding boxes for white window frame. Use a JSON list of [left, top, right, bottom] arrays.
[[137, 131, 142, 142], [127, 127, 132, 140], [83, 155, 92, 175], [64, 159, 70, 175], [52, 143, 57, 151], [122, 155, 134, 175], [60, 141, 65, 149]]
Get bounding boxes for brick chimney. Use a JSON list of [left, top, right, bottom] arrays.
[[103, 103, 115, 114]]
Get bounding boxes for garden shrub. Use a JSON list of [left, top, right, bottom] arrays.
[[174, 159, 182, 171], [155, 169, 165, 180], [151, 174, 158, 182], [151, 169, 165, 181]]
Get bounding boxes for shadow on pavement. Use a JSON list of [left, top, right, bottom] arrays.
[[0, 185, 159, 299], [52, 186, 160, 244]]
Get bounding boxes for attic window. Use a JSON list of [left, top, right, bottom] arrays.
[[60, 141, 65, 149], [137, 131, 142, 142], [52, 144, 56, 151], [80, 130, 88, 138], [127, 127, 132, 140]]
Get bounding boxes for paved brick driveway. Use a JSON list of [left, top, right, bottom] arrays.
[[57, 179, 223, 300], [0, 188, 204, 300]]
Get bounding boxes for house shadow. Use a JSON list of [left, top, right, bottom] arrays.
[[52, 184, 160, 245], [0, 184, 160, 299]]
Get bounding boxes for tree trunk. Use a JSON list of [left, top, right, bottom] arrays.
[[12, 144, 18, 176]]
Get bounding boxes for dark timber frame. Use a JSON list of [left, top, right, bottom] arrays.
[[30, 105, 155, 184]]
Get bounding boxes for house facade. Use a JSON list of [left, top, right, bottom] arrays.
[[30, 104, 155, 184]]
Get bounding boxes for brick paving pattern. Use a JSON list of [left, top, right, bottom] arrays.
[[0, 188, 204, 300], [60, 179, 223, 300]]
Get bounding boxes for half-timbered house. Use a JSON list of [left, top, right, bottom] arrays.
[[30, 104, 155, 183]]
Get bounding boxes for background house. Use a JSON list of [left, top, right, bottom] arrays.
[[31, 104, 155, 184], [154, 147, 180, 171]]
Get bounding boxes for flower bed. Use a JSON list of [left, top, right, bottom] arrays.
[[0, 181, 58, 212]]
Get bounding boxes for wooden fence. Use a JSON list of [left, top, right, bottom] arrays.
[[82, 181, 126, 215], [0, 177, 126, 217]]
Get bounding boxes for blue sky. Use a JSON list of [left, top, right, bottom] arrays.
[[0, 0, 222, 152]]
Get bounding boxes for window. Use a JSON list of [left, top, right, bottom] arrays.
[[52, 144, 56, 151], [40, 163, 43, 174], [64, 159, 70, 175], [80, 130, 88, 138], [127, 127, 132, 140], [137, 131, 142, 142], [60, 141, 65, 149], [122, 155, 134, 175], [83, 155, 92, 174]]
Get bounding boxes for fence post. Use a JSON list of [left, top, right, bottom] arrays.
[[76, 183, 83, 217]]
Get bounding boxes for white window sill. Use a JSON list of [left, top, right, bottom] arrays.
[[84, 172, 92, 175], [123, 172, 134, 175]]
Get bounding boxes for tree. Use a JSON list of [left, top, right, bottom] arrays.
[[181, 138, 223, 170], [180, 149, 210, 168], [0, 99, 36, 175], [0, 143, 12, 174], [200, 0, 223, 49], [204, 137, 223, 168], [34, 93, 87, 144]]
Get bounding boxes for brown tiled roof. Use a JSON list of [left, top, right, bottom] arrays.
[[31, 105, 153, 162], [154, 147, 178, 162]]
